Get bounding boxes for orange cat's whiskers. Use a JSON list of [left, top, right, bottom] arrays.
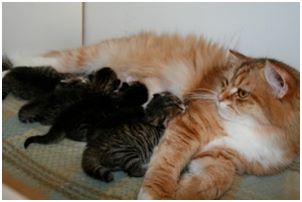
[[184, 88, 217, 102]]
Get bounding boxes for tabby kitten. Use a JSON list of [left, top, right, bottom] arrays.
[[82, 92, 184, 182], [2, 64, 85, 100], [24, 81, 148, 148], [18, 67, 120, 125]]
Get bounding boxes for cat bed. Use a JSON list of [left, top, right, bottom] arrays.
[[2, 95, 300, 199]]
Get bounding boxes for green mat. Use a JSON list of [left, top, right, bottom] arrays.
[[2, 95, 299, 199]]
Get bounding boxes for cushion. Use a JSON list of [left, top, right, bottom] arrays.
[[2, 95, 299, 199]]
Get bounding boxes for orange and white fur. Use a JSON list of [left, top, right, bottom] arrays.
[[8, 32, 299, 199]]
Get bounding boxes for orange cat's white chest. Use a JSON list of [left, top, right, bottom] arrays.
[[203, 119, 285, 169]]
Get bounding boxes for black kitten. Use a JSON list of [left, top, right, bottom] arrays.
[[23, 81, 148, 148], [18, 67, 121, 125], [81, 92, 184, 182]]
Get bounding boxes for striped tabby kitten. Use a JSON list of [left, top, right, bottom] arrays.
[[82, 92, 184, 182], [3, 65, 64, 100], [2, 58, 86, 100]]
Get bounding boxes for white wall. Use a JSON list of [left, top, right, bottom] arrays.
[[2, 3, 299, 69], [2, 2, 82, 55], [84, 3, 300, 69]]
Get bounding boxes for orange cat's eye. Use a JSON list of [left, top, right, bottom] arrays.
[[237, 89, 250, 99]]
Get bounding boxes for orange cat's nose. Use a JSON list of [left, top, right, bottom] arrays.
[[218, 89, 233, 102], [218, 94, 224, 102]]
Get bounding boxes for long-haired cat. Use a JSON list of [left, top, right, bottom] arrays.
[[171, 54, 299, 199], [82, 92, 184, 182], [7, 32, 299, 199]]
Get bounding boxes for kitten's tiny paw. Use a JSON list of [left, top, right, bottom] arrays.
[[102, 170, 114, 182], [128, 167, 146, 177]]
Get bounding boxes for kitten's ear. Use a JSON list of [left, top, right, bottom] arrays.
[[153, 93, 160, 98], [228, 49, 251, 66], [264, 60, 289, 98]]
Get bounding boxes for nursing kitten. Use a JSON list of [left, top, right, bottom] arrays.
[[2, 65, 82, 100], [10, 33, 299, 199], [24, 81, 148, 148], [18, 67, 120, 125], [82, 92, 184, 182]]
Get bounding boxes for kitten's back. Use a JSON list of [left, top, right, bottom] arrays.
[[2, 66, 63, 100]]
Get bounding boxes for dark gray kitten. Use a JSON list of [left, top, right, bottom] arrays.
[[23, 81, 148, 147], [18, 67, 120, 125], [2, 65, 82, 100], [82, 92, 184, 182]]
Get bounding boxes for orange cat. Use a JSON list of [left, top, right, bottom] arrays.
[[9, 32, 300, 199]]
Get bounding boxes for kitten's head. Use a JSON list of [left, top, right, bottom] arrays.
[[88, 67, 121, 94], [145, 92, 185, 126], [115, 81, 149, 107]]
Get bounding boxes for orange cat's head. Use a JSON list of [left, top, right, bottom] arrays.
[[215, 50, 300, 156], [217, 51, 299, 127]]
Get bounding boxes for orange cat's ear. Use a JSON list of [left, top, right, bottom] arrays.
[[264, 60, 289, 98], [228, 49, 251, 66]]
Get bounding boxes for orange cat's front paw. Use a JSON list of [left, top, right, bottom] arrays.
[[137, 179, 176, 199], [137, 187, 174, 200], [137, 187, 154, 200]]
